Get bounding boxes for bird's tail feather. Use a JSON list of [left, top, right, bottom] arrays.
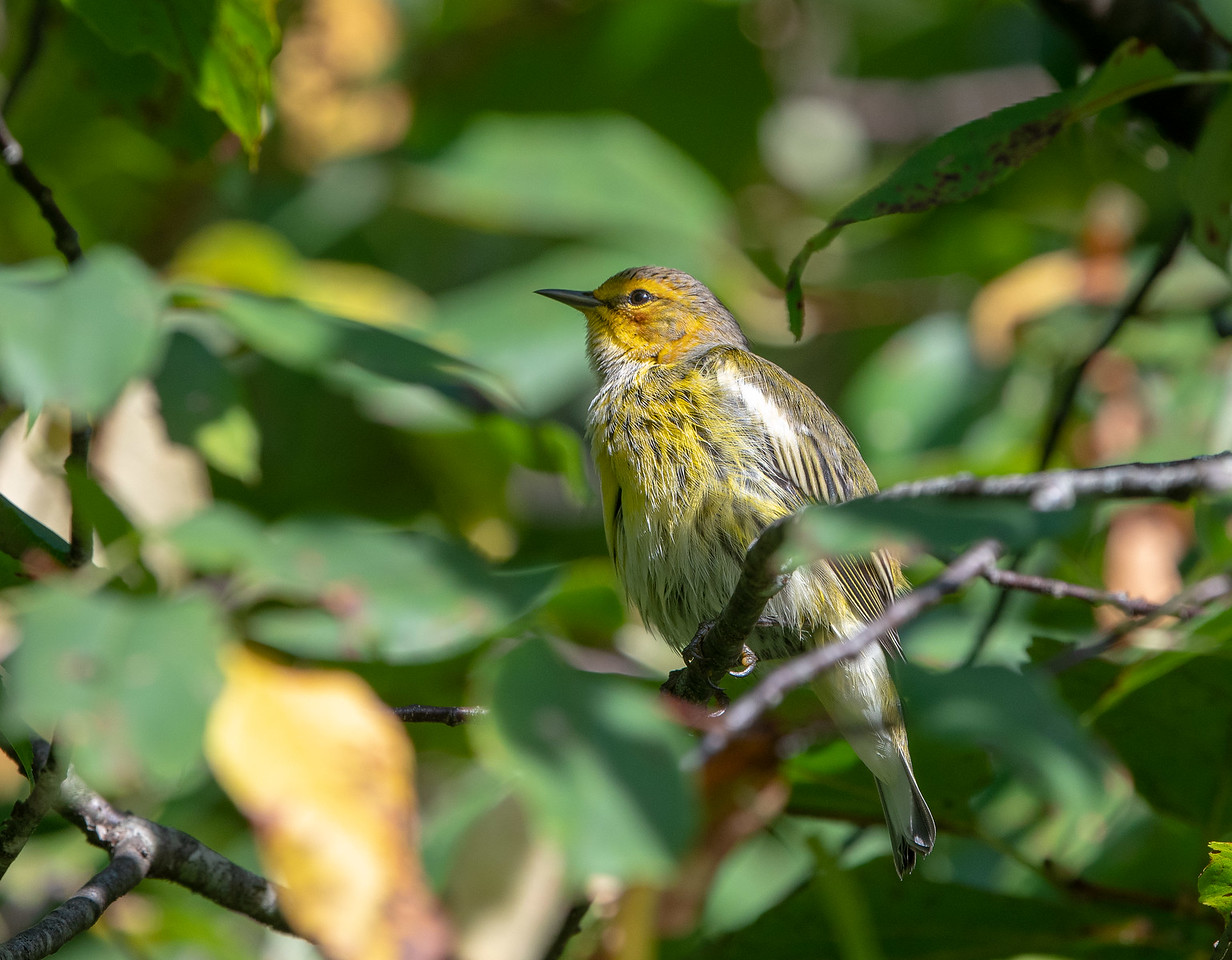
[[874, 755, 935, 878]]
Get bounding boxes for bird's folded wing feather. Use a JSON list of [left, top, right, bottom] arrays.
[[712, 348, 907, 657]]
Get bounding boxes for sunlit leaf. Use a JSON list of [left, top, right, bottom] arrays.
[[59, 0, 280, 154], [476, 636, 695, 881], [1201, 842, 1232, 920], [785, 41, 1187, 336], [206, 647, 451, 960]]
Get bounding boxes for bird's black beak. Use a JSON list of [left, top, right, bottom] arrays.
[[535, 288, 603, 310]]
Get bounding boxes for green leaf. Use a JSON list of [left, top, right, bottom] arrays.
[[5, 587, 227, 794], [1187, 92, 1232, 270], [58, 0, 279, 154], [898, 663, 1106, 808], [666, 849, 1205, 960], [154, 330, 261, 482], [1201, 842, 1232, 920], [407, 113, 731, 252], [168, 505, 554, 661], [0, 492, 71, 569], [784, 41, 1185, 337], [203, 292, 483, 402], [476, 636, 695, 881], [1091, 654, 1232, 834], [0, 248, 164, 416]]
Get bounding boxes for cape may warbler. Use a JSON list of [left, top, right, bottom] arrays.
[[538, 266, 935, 876]]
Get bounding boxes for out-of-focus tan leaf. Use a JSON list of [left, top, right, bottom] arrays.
[[206, 646, 451, 960], [274, 0, 411, 168], [970, 185, 1138, 364], [1100, 504, 1191, 631]]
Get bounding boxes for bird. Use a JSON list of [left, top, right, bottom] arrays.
[[536, 266, 935, 876]]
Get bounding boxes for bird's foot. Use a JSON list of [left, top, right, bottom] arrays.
[[729, 644, 758, 677], [681, 619, 715, 666]]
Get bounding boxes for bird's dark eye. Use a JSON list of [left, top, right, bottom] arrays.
[[628, 288, 654, 306]]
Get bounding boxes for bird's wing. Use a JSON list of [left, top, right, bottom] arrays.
[[709, 347, 906, 657]]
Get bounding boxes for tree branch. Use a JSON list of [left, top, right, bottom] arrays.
[[1043, 572, 1232, 673], [392, 704, 487, 725], [55, 769, 290, 933], [1, 0, 52, 114], [0, 113, 81, 265], [872, 453, 1232, 510], [0, 746, 62, 882], [2, 69, 92, 568], [0, 850, 147, 960], [981, 567, 1199, 618], [541, 900, 591, 960], [691, 540, 1005, 766], [661, 516, 793, 705], [662, 453, 1232, 708]]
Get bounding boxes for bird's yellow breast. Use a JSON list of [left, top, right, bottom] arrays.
[[588, 357, 803, 651]]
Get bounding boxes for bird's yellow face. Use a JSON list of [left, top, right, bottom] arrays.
[[537, 266, 747, 376]]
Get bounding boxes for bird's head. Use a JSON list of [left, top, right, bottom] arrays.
[[537, 266, 748, 380]]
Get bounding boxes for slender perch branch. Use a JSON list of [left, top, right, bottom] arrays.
[[690, 540, 1005, 766], [980, 567, 1200, 619], [661, 516, 793, 705], [663, 453, 1232, 707], [1044, 573, 1232, 673]]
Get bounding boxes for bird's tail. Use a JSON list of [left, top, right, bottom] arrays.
[[811, 645, 936, 878], [872, 752, 935, 878]]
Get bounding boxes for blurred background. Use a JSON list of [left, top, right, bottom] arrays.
[[1, 0, 1232, 957]]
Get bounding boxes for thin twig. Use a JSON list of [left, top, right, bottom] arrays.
[[1, 86, 92, 566], [969, 220, 1191, 665], [981, 567, 1198, 618], [1, 0, 52, 114], [0, 745, 62, 882], [691, 540, 1004, 766], [0, 113, 81, 264], [1039, 219, 1189, 470], [1043, 572, 1232, 673], [56, 768, 289, 932], [392, 704, 487, 726], [66, 425, 92, 567], [541, 900, 591, 960]]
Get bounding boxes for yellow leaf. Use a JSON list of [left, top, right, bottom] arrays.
[[206, 646, 451, 960]]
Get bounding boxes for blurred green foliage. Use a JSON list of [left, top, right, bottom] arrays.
[[0, 0, 1231, 957]]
